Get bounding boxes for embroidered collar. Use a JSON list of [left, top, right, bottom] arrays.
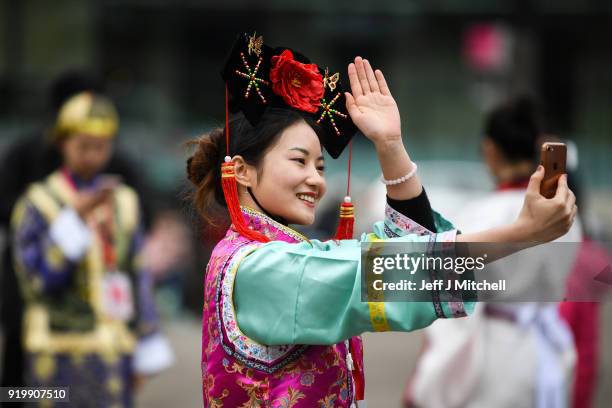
[[237, 206, 309, 243]]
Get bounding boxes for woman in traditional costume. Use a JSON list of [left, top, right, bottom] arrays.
[[406, 99, 582, 408], [189, 33, 577, 407], [11, 92, 173, 407]]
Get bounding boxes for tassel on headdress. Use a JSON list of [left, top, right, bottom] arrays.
[[334, 141, 355, 240], [221, 86, 270, 243], [335, 198, 355, 240]]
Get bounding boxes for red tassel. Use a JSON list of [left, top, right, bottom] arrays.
[[221, 161, 270, 243], [349, 338, 365, 401], [334, 140, 356, 241], [334, 199, 355, 240]]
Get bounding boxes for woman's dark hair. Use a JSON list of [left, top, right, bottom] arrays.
[[484, 97, 541, 162], [186, 108, 322, 224]]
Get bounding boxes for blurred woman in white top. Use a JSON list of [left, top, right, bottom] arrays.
[[407, 98, 582, 408]]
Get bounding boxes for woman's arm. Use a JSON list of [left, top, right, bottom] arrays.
[[234, 233, 471, 346], [345, 57, 421, 201]]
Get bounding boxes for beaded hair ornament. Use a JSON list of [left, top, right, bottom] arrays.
[[220, 32, 359, 242]]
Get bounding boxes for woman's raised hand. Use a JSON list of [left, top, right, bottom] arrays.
[[345, 57, 402, 150], [515, 166, 577, 243]]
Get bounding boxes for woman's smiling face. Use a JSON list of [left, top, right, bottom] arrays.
[[248, 120, 327, 225]]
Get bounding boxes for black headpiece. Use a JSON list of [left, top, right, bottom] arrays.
[[221, 32, 358, 159]]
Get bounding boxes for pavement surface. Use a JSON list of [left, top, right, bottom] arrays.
[[139, 301, 612, 407]]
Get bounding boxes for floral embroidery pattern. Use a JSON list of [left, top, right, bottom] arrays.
[[300, 372, 315, 387], [385, 204, 431, 236], [237, 375, 270, 408], [209, 389, 230, 408], [202, 208, 360, 407], [318, 394, 337, 408], [217, 243, 308, 372], [273, 386, 306, 408]]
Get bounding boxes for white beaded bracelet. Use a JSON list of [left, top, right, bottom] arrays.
[[380, 163, 418, 185]]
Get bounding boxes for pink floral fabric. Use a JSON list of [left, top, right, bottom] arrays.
[[201, 207, 364, 407]]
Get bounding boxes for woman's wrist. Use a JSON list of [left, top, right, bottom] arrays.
[[507, 219, 537, 244], [374, 137, 404, 156], [458, 221, 533, 245], [375, 138, 422, 200]]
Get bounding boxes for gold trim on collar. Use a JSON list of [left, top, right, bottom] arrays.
[[240, 206, 310, 243]]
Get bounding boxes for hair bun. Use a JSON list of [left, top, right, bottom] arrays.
[[186, 129, 224, 187], [186, 156, 199, 185]]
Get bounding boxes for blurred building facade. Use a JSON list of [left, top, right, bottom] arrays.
[[0, 0, 610, 214]]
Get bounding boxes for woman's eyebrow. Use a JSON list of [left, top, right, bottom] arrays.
[[289, 147, 309, 155], [289, 147, 324, 161]]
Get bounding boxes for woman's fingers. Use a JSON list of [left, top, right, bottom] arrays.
[[554, 174, 570, 201], [344, 92, 361, 119], [566, 189, 576, 210], [350, 56, 392, 96], [354, 57, 371, 94], [527, 165, 545, 196], [347, 63, 363, 97], [570, 204, 578, 224], [363, 59, 380, 93], [375, 69, 391, 96]]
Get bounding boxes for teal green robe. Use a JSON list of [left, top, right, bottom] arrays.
[[234, 208, 475, 346]]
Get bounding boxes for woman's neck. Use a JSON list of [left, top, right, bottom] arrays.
[[239, 187, 288, 225]]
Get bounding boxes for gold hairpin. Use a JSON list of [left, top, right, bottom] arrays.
[[323, 68, 340, 91], [247, 32, 264, 57]]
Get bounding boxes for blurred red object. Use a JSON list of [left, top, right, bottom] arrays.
[[463, 23, 511, 72], [559, 238, 611, 408]]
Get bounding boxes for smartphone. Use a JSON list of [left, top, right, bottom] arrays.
[[539, 142, 567, 199]]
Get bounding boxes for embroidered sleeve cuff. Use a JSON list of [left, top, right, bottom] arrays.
[[386, 188, 436, 232], [384, 203, 433, 237], [133, 333, 174, 375], [432, 230, 476, 319], [49, 207, 92, 261]]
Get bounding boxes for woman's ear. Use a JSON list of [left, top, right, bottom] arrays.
[[232, 155, 256, 188]]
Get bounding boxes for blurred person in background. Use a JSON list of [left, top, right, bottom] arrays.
[[558, 142, 611, 408], [142, 210, 194, 316], [0, 70, 154, 391], [406, 98, 582, 408], [10, 92, 172, 407]]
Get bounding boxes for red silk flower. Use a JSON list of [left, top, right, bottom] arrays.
[[269, 50, 324, 113]]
